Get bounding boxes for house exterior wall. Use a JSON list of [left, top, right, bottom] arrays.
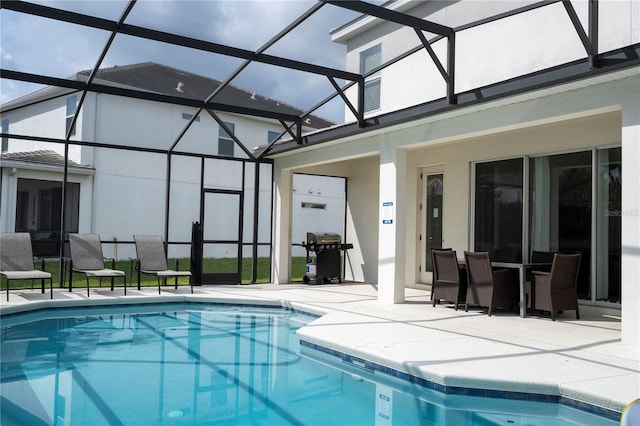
[[335, 0, 640, 121], [1, 95, 83, 161], [272, 148, 380, 284], [290, 173, 347, 258], [272, 70, 639, 346], [1, 90, 335, 262], [272, 0, 639, 346]]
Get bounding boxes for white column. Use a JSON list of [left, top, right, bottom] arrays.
[[272, 166, 293, 285], [378, 142, 406, 304], [621, 92, 640, 348]]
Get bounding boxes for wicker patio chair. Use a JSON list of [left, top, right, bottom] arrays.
[[431, 249, 467, 310], [524, 250, 555, 309], [68, 233, 127, 297], [0, 232, 53, 301], [531, 253, 581, 320], [133, 235, 192, 294], [464, 251, 519, 316]]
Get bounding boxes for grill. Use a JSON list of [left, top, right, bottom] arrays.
[[302, 232, 353, 284]]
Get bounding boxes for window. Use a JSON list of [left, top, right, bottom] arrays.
[[15, 178, 81, 257], [1, 118, 8, 152], [360, 44, 381, 113], [301, 202, 326, 209], [267, 131, 280, 144], [218, 121, 235, 156], [182, 112, 200, 122], [66, 95, 78, 136]]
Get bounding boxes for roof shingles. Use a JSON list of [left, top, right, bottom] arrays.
[[78, 62, 334, 129], [0, 150, 93, 170]]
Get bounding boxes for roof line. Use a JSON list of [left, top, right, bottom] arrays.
[[1, 69, 303, 122], [259, 43, 640, 157]]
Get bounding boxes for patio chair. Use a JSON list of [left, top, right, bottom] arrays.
[[531, 250, 555, 264], [524, 250, 555, 309], [431, 249, 467, 310], [464, 251, 519, 316], [133, 235, 192, 294], [68, 233, 127, 297], [530, 253, 581, 321], [0, 233, 53, 301]]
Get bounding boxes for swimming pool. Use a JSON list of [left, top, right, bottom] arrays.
[[0, 303, 618, 425]]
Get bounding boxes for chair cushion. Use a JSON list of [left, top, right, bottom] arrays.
[[0, 270, 51, 280], [76, 269, 125, 278], [143, 270, 191, 278]]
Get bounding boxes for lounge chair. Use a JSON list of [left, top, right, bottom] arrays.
[[531, 253, 581, 320], [133, 235, 192, 294], [68, 233, 127, 297], [431, 249, 467, 310], [464, 251, 519, 316], [0, 233, 53, 301]]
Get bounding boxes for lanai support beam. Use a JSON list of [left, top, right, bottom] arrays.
[[589, 0, 599, 68], [562, 0, 599, 68], [57, 0, 137, 290], [207, 110, 256, 159], [1, 1, 360, 82], [414, 29, 457, 105], [328, 76, 362, 127], [320, 0, 453, 38]]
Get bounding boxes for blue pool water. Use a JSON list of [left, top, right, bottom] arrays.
[[0, 303, 619, 425]]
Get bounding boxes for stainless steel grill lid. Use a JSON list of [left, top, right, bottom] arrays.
[[306, 232, 341, 245]]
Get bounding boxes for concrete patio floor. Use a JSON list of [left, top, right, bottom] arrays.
[[1, 283, 637, 417]]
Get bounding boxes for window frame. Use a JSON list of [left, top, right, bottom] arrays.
[[360, 44, 382, 113], [218, 121, 235, 157], [65, 95, 78, 136], [1, 118, 8, 152]]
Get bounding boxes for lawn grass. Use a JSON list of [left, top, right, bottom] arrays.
[[2, 257, 309, 291]]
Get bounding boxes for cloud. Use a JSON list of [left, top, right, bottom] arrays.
[[1, 1, 354, 122], [1, 46, 13, 64]]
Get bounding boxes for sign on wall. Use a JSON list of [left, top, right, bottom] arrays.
[[382, 201, 394, 224]]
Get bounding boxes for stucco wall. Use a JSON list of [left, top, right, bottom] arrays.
[[337, 0, 639, 122], [2, 95, 83, 162], [272, 153, 380, 283], [406, 110, 622, 278]]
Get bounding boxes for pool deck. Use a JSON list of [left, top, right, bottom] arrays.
[[1, 283, 637, 416]]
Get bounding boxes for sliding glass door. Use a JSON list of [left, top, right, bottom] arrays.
[[529, 152, 592, 299], [596, 148, 621, 303], [474, 159, 523, 262], [474, 147, 621, 305]]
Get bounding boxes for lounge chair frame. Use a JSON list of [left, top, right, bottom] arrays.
[[0, 232, 53, 301], [133, 235, 192, 294], [68, 233, 127, 297]]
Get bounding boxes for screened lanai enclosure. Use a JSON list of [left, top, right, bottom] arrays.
[[1, 0, 639, 289]]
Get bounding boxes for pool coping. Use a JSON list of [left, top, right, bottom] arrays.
[[0, 293, 627, 422]]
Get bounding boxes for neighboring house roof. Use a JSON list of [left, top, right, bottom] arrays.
[[0, 150, 94, 173], [76, 62, 334, 129]]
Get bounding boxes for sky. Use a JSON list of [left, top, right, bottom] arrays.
[[1, 0, 372, 124]]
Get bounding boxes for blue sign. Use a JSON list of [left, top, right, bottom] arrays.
[[382, 201, 394, 224]]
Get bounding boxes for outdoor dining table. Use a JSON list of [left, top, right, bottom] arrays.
[[490, 262, 551, 317], [457, 259, 552, 318]]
